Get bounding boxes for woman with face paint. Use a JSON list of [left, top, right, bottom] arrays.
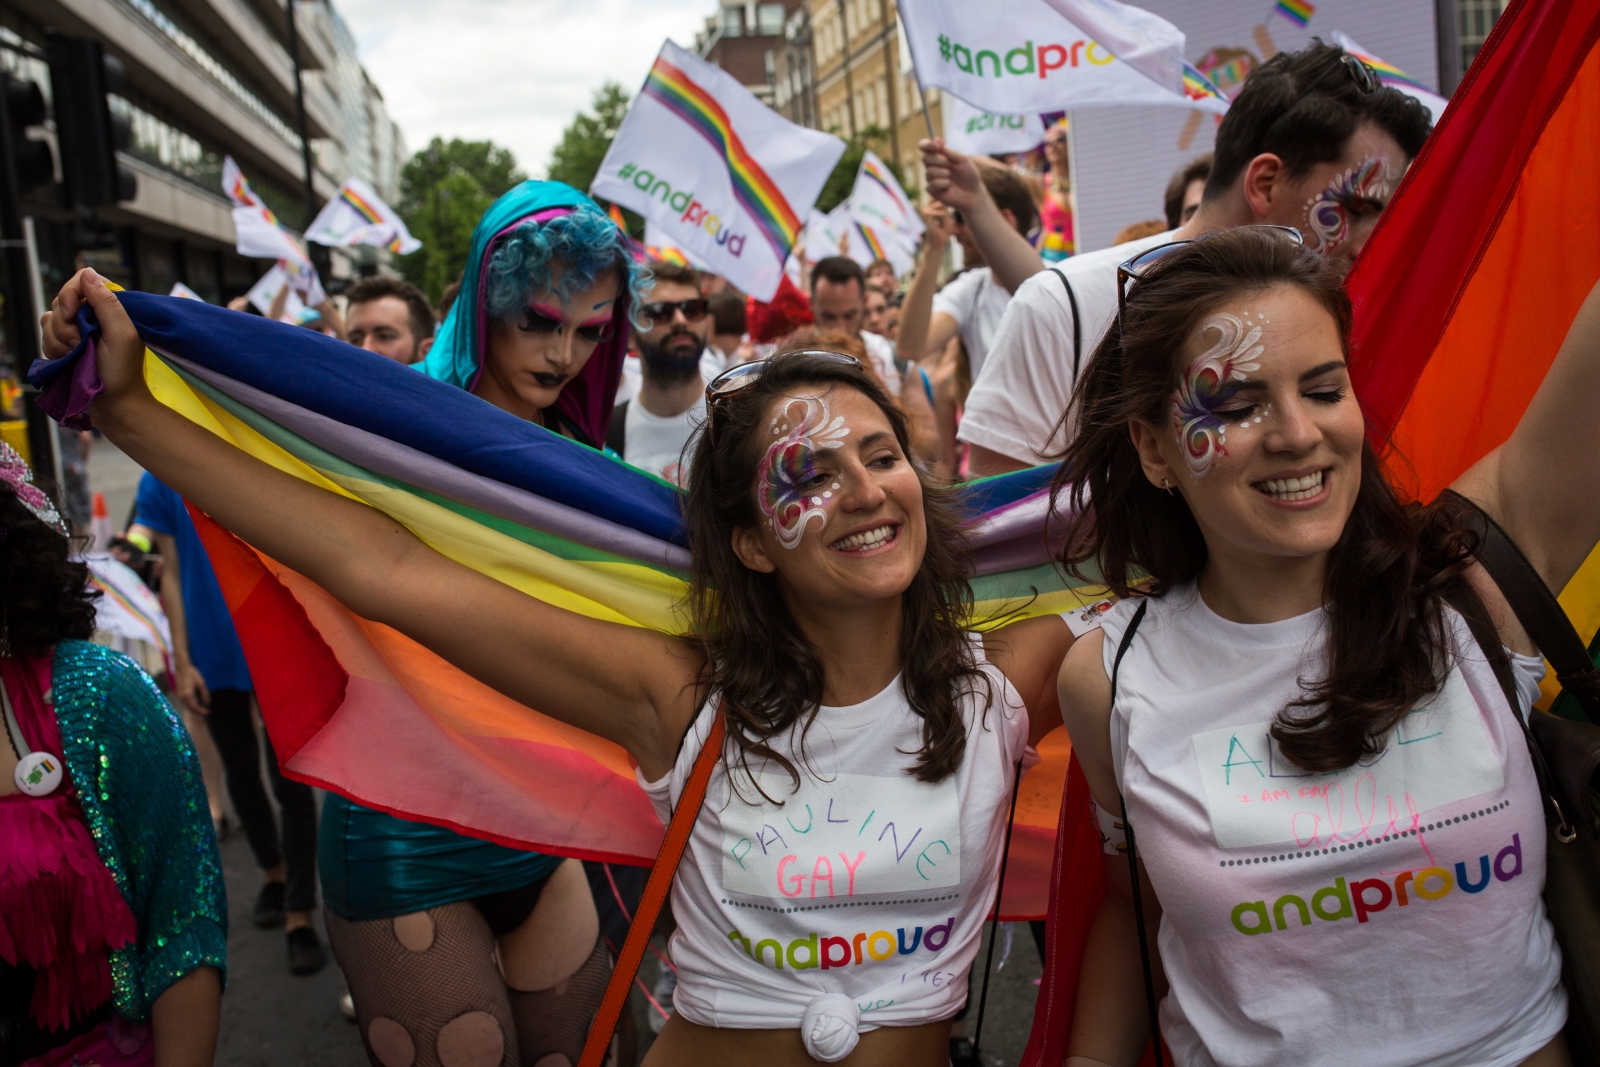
[[46, 254, 1076, 1062], [1051, 227, 1600, 1067]]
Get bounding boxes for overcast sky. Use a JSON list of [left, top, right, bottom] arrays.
[[336, 0, 711, 179]]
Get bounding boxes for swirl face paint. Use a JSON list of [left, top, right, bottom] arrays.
[[1303, 157, 1396, 255], [1171, 312, 1267, 477], [759, 396, 851, 549]]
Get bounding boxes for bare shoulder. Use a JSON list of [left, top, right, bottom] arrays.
[[1058, 628, 1120, 801], [982, 613, 1071, 690]]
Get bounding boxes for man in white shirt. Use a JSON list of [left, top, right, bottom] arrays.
[[897, 164, 1041, 381], [961, 42, 1434, 473], [607, 261, 712, 486]]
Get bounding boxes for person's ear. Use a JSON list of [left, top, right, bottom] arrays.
[[731, 525, 777, 574], [1129, 417, 1181, 495], [1240, 152, 1286, 221], [999, 207, 1018, 233], [415, 335, 434, 363]]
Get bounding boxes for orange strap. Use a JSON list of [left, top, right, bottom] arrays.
[[578, 709, 726, 1067]]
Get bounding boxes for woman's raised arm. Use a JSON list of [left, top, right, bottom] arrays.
[[1454, 278, 1600, 594], [48, 269, 703, 779]]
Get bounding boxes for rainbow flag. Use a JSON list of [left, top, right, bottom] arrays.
[[641, 55, 802, 261], [29, 292, 1106, 914], [860, 156, 910, 219], [853, 221, 888, 263], [1273, 0, 1315, 28], [1181, 62, 1230, 107], [339, 184, 387, 226], [1020, 0, 1600, 1059]]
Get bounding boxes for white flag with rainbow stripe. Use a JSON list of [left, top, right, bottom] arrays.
[[306, 177, 422, 255]]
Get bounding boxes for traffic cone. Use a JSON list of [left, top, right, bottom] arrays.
[[91, 492, 112, 552]]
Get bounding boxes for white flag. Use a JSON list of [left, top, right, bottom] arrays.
[[643, 220, 712, 270], [306, 177, 422, 254], [846, 218, 918, 277], [898, 0, 1227, 116], [232, 203, 309, 264], [1041, 0, 1186, 95], [591, 39, 845, 301], [942, 96, 1047, 155], [246, 264, 309, 321], [847, 151, 925, 248], [222, 156, 261, 207], [168, 282, 204, 301], [803, 205, 851, 264], [1332, 32, 1451, 123]]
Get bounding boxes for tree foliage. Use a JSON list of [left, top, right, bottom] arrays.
[[546, 82, 633, 195], [396, 138, 526, 304], [815, 126, 914, 214]]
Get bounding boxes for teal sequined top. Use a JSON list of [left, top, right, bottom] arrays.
[[52, 640, 228, 1018]]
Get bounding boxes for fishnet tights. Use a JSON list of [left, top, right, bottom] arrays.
[[327, 904, 614, 1067]]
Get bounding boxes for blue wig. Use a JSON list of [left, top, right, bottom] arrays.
[[483, 206, 653, 329]]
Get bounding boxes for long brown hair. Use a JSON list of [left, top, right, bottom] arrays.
[[683, 349, 990, 787], [1054, 227, 1489, 773]]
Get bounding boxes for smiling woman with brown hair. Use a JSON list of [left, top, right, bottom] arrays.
[[43, 254, 1080, 1065], [1051, 226, 1599, 1067]]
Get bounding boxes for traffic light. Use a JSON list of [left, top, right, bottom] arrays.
[[2, 75, 51, 191], [46, 33, 137, 207]]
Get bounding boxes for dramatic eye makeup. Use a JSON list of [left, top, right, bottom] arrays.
[[1303, 156, 1395, 255], [520, 302, 612, 342], [758, 396, 851, 549], [1171, 311, 1268, 477]]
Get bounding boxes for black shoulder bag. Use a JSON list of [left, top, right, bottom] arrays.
[[1438, 489, 1600, 1060], [1052, 269, 1083, 381]]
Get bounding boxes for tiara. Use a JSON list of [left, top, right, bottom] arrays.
[[0, 442, 67, 535]]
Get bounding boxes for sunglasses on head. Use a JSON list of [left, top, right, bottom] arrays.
[[641, 298, 710, 325], [1115, 225, 1306, 326], [704, 350, 864, 442]]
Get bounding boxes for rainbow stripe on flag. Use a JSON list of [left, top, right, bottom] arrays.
[[1273, 0, 1315, 28], [642, 56, 803, 261], [853, 221, 888, 263], [32, 290, 1104, 914], [1341, 46, 1432, 95], [339, 184, 387, 226], [860, 157, 910, 218], [1021, 0, 1600, 1058], [1181, 61, 1230, 107]]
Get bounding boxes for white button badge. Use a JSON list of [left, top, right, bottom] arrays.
[[15, 751, 63, 797]]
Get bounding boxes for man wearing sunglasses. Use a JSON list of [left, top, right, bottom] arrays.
[[960, 42, 1433, 475], [607, 261, 717, 485]]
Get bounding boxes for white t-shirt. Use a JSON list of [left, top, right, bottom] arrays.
[[860, 330, 900, 389], [1099, 586, 1565, 1067], [930, 266, 1010, 380], [638, 638, 1028, 1040], [959, 229, 1175, 465], [622, 397, 705, 487]]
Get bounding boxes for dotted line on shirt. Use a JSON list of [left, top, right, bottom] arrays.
[[719, 893, 962, 914], [1216, 799, 1512, 868]]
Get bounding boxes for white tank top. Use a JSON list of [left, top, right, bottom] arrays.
[[638, 634, 1028, 1048], [1100, 585, 1565, 1067]]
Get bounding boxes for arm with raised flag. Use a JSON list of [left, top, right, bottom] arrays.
[[919, 139, 1044, 295], [45, 269, 709, 785]]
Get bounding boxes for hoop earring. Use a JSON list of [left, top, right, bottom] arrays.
[[1159, 478, 1175, 496]]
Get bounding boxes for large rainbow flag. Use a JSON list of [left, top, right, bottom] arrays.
[[31, 292, 1105, 915], [1021, 0, 1600, 1060]]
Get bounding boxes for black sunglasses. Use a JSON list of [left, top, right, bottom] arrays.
[[641, 298, 710, 324], [1116, 225, 1305, 326], [704, 350, 864, 442]]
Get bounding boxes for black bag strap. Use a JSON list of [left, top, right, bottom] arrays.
[[969, 757, 1023, 1060], [1108, 600, 1162, 1067], [1054, 268, 1083, 380], [605, 400, 628, 455], [1439, 488, 1600, 715]]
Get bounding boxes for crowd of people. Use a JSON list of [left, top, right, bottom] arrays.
[[3, 37, 1596, 1067]]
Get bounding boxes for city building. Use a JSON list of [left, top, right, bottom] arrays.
[[0, 0, 404, 306], [807, 0, 940, 183], [694, 0, 806, 105]]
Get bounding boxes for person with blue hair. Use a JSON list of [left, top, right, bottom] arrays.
[[316, 181, 647, 1066]]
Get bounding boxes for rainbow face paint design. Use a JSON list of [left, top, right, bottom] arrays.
[[1171, 312, 1266, 477], [1303, 157, 1395, 254], [759, 396, 851, 549]]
